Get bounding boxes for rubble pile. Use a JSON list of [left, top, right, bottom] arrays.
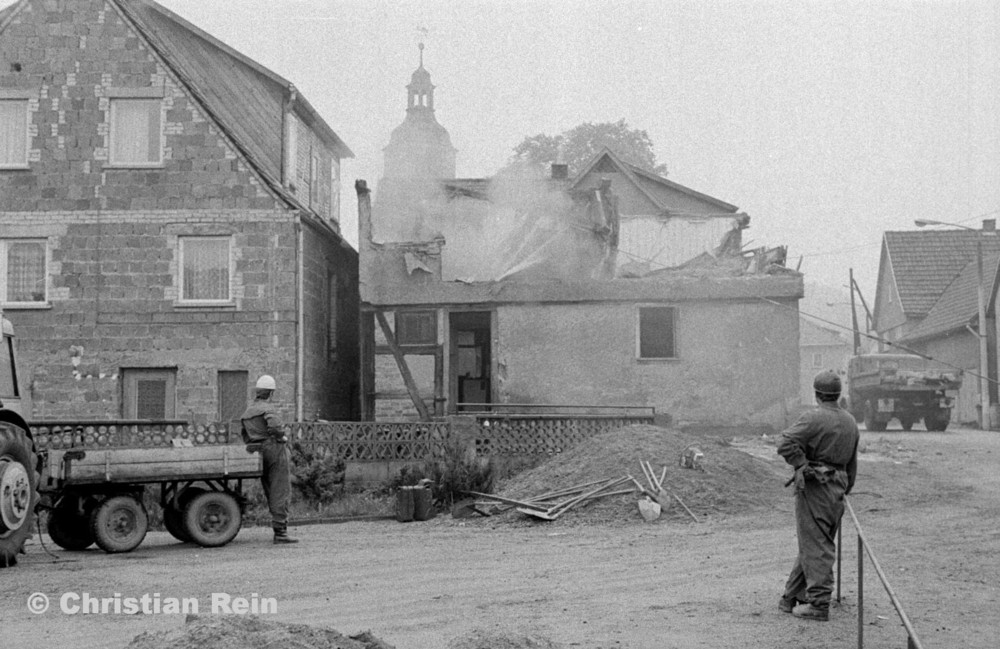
[[486, 424, 788, 525], [126, 615, 395, 649]]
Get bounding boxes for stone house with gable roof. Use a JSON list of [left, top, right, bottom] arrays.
[[0, 0, 359, 424], [873, 224, 1000, 425]]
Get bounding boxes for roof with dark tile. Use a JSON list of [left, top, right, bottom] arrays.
[[883, 230, 1000, 317], [901, 250, 1000, 342]]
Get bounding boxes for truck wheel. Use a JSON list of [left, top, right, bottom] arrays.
[[47, 495, 96, 551], [183, 491, 241, 548], [863, 402, 887, 432], [899, 417, 915, 432], [0, 422, 37, 568], [90, 495, 148, 553], [163, 487, 205, 543]]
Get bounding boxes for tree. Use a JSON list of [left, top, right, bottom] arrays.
[[508, 119, 668, 177]]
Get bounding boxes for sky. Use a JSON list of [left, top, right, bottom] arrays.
[[6, 0, 999, 305]]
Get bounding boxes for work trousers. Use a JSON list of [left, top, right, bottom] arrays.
[[260, 439, 292, 532], [783, 473, 848, 608]]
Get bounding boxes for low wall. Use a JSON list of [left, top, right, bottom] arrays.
[[29, 413, 656, 486]]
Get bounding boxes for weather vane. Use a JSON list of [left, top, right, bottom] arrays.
[[416, 26, 430, 66]]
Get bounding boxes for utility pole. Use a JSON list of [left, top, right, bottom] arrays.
[[849, 268, 861, 355]]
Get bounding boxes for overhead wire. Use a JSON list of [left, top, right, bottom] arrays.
[[764, 297, 995, 387]]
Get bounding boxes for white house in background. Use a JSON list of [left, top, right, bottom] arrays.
[[569, 148, 750, 274], [799, 320, 852, 405]]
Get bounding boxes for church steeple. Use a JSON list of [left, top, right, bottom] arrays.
[[381, 42, 456, 181], [407, 43, 434, 113]]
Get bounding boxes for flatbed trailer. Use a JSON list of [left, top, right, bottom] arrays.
[[38, 443, 261, 553]]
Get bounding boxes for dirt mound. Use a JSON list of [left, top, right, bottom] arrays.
[[446, 629, 561, 649], [125, 615, 395, 649], [487, 424, 788, 524]]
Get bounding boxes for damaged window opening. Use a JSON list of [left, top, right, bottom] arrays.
[[395, 311, 436, 345], [638, 306, 676, 360]]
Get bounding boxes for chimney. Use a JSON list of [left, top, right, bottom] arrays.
[[550, 163, 568, 180], [983, 219, 996, 232]]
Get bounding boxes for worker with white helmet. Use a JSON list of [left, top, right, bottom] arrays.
[[240, 374, 297, 544]]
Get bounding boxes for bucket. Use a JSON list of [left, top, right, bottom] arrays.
[[412, 487, 436, 521]]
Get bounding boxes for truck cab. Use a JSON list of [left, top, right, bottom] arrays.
[[0, 315, 21, 416]]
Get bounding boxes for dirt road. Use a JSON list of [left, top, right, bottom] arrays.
[[2, 426, 997, 649]]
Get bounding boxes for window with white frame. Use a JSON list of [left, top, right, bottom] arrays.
[[122, 368, 176, 419], [812, 352, 824, 369], [0, 99, 29, 168], [637, 306, 676, 359], [179, 237, 231, 303], [1, 239, 47, 304], [109, 98, 162, 166]]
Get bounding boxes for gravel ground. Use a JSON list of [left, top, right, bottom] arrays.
[[1, 425, 997, 649]]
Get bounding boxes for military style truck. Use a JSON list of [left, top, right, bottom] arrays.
[[843, 353, 963, 432], [0, 311, 261, 568], [0, 312, 34, 566]]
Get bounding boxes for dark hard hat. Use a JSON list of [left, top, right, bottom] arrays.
[[813, 370, 842, 395]]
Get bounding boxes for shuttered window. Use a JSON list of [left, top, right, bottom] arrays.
[[218, 371, 248, 424], [0, 100, 28, 168], [122, 369, 176, 419]]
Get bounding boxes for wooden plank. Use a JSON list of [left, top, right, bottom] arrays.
[[375, 311, 431, 421]]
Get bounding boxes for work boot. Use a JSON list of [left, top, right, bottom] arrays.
[[792, 602, 829, 621], [778, 597, 797, 613], [272, 529, 299, 545]]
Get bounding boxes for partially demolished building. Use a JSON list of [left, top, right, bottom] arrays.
[[358, 50, 803, 429]]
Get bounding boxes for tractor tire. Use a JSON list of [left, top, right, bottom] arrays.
[[863, 402, 887, 432], [163, 486, 206, 543], [47, 495, 96, 551], [0, 422, 37, 568], [90, 494, 148, 553], [183, 491, 241, 548]]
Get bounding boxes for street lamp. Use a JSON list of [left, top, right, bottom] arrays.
[[914, 219, 992, 429]]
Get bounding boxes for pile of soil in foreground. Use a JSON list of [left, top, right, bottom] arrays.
[[126, 615, 394, 649], [488, 424, 789, 525]]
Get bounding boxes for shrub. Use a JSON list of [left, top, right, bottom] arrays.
[[290, 442, 346, 504]]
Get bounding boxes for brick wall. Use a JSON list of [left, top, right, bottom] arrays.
[[0, 0, 279, 212], [5, 210, 301, 423], [0, 0, 359, 423]]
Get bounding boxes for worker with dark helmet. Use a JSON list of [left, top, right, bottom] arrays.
[[776, 369, 859, 621], [240, 375, 298, 544]]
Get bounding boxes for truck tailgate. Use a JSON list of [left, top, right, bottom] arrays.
[[43, 444, 262, 486]]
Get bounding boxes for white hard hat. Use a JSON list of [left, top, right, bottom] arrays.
[[255, 375, 276, 390]]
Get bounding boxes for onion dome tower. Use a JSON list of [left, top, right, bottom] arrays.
[[382, 43, 457, 181]]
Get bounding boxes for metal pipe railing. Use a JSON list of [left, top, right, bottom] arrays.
[[837, 496, 925, 649]]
